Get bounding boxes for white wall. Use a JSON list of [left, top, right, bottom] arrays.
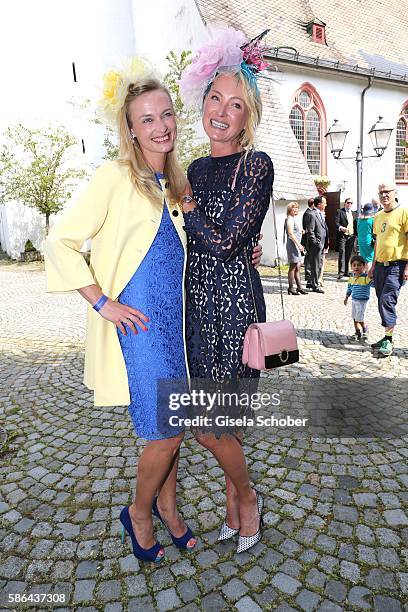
[[0, 0, 137, 256], [130, 0, 207, 71], [274, 64, 408, 208], [0, 203, 45, 258]]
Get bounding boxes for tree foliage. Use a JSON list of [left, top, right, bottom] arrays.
[[0, 124, 86, 233], [101, 126, 119, 161], [164, 50, 210, 171]]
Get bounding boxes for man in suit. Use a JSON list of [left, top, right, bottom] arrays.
[[302, 197, 315, 284], [304, 195, 329, 293], [336, 197, 356, 280]]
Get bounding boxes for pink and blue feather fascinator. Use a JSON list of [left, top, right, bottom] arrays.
[[179, 24, 271, 107]]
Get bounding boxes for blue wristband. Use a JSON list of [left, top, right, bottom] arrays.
[[93, 294, 108, 312]]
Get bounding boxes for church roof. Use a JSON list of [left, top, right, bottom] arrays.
[[195, 0, 408, 78]]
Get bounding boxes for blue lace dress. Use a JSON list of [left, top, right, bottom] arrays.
[[117, 174, 187, 440], [184, 151, 274, 383]]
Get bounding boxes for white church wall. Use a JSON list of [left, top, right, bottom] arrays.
[[0, 0, 137, 256], [273, 65, 408, 208], [0, 203, 45, 260], [1, 0, 210, 256]]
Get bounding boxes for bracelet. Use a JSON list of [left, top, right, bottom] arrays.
[[93, 294, 108, 312], [180, 195, 193, 204]]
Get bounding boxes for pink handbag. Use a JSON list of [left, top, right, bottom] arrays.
[[238, 159, 299, 371], [242, 320, 299, 370]]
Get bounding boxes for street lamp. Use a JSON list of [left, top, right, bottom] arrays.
[[325, 120, 349, 159], [368, 116, 393, 157], [325, 116, 393, 214]]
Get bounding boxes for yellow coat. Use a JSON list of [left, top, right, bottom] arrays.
[[45, 160, 188, 406]]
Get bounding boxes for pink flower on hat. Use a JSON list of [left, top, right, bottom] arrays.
[[179, 24, 247, 106]]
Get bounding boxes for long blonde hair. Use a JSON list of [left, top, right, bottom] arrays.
[[118, 78, 186, 205], [205, 71, 263, 152]]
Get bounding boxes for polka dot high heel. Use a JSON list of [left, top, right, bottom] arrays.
[[217, 520, 239, 542], [236, 491, 264, 554]]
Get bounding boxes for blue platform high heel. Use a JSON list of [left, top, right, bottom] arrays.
[[120, 506, 164, 563], [152, 497, 196, 550]]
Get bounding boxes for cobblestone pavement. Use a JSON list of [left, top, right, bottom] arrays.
[[0, 263, 407, 611]]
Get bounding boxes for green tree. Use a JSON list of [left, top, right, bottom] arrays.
[[164, 50, 209, 171], [0, 124, 86, 234], [101, 125, 119, 161]]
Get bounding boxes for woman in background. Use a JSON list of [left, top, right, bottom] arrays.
[[284, 201, 307, 295]]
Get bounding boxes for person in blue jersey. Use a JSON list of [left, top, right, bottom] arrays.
[[344, 255, 373, 341]]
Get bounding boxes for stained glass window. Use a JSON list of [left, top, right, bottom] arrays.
[[299, 91, 311, 109], [290, 87, 324, 175], [395, 108, 408, 181], [289, 107, 304, 154]]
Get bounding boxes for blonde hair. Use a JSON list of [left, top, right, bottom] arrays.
[[286, 201, 299, 216], [205, 71, 263, 151], [118, 78, 186, 205]]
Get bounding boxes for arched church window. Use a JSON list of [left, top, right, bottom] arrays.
[[289, 84, 327, 175], [395, 103, 408, 182]]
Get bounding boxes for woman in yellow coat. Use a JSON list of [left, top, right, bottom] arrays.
[[45, 59, 197, 562]]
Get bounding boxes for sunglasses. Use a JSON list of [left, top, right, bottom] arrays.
[[379, 190, 394, 196]]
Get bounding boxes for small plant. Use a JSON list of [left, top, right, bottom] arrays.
[[313, 175, 331, 188], [314, 175, 330, 195], [24, 239, 36, 253]]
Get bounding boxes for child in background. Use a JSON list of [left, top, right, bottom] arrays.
[[344, 255, 373, 341]]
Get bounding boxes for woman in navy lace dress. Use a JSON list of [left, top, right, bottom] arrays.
[[185, 150, 272, 380], [180, 50, 274, 552]]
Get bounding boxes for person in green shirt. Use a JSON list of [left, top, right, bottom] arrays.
[[369, 182, 408, 356], [357, 203, 375, 263]]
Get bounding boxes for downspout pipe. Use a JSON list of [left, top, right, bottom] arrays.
[[358, 76, 373, 215]]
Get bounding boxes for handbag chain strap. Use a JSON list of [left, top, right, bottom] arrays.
[[231, 152, 286, 322], [270, 189, 286, 320], [244, 248, 260, 324]]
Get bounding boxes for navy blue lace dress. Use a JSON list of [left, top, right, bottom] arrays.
[[117, 174, 187, 440], [184, 151, 274, 383]]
